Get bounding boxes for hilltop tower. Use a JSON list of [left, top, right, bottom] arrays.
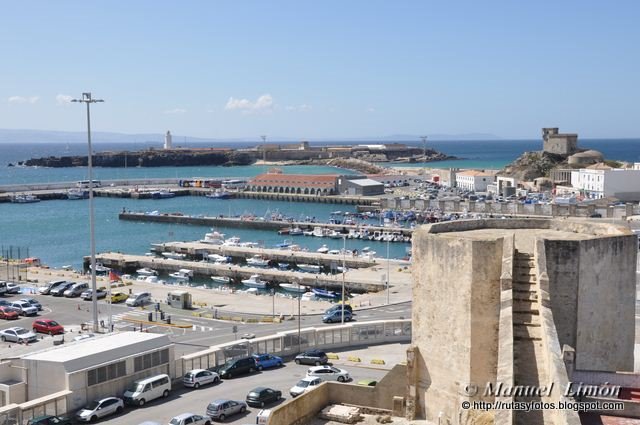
[[164, 131, 173, 149], [542, 127, 578, 155]]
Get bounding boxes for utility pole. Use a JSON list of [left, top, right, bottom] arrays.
[[420, 136, 428, 160], [341, 236, 346, 324], [71, 93, 104, 333], [260, 135, 267, 165]]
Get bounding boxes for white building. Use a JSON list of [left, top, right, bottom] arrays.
[[455, 171, 495, 192], [164, 130, 172, 149], [571, 164, 640, 201]]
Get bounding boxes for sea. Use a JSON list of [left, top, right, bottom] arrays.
[[1, 139, 639, 272]]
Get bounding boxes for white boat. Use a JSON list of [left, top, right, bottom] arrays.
[[151, 189, 175, 199], [223, 236, 241, 247], [11, 194, 40, 203], [289, 227, 304, 236], [136, 275, 160, 283], [67, 188, 89, 200], [241, 274, 268, 289], [89, 263, 110, 274], [297, 264, 321, 273], [207, 254, 231, 264], [246, 255, 269, 268], [211, 275, 231, 284], [240, 242, 260, 248], [170, 269, 193, 281], [312, 227, 325, 237], [328, 249, 340, 255], [279, 283, 308, 293], [317, 245, 329, 254], [200, 231, 225, 244], [327, 230, 343, 239], [136, 267, 158, 276], [302, 229, 314, 236], [162, 252, 187, 260]]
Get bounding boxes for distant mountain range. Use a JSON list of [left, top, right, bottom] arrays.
[[0, 129, 502, 144]]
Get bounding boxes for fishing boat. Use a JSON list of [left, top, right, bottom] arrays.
[[297, 264, 321, 273], [89, 263, 110, 275], [223, 236, 241, 247], [278, 263, 290, 270], [211, 275, 231, 284], [312, 227, 325, 237], [151, 189, 175, 199], [274, 239, 292, 249], [136, 267, 158, 276], [289, 227, 304, 236], [170, 268, 193, 281], [67, 188, 89, 200], [327, 230, 343, 239], [246, 255, 270, 268], [206, 190, 232, 200], [317, 245, 329, 254], [241, 274, 268, 289], [11, 194, 40, 203], [279, 283, 308, 293], [137, 275, 160, 284], [302, 229, 314, 236], [207, 254, 231, 264], [312, 288, 340, 300], [162, 252, 187, 260], [200, 231, 225, 244]]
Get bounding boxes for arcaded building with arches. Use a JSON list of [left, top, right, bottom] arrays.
[[247, 171, 339, 195]]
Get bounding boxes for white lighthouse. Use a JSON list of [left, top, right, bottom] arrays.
[[164, 131, 173, 149]]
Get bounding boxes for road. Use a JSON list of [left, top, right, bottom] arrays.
[[93, 363, 387, 425]]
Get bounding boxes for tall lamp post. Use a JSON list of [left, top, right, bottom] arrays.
[[71, 93, 104, 333], [386, 239, 391, 305], [296, 278, 301, 353], [341, 236, 346, 324]]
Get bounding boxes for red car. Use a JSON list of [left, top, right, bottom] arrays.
[[32, 319, 64, 335], [0, 306, 19, 320]]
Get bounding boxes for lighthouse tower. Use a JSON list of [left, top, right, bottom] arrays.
[[164, 131, 173, 149]]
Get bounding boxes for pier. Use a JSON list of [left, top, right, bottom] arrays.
[[119, 212, 414, 237], [87, 253, 409, 293]]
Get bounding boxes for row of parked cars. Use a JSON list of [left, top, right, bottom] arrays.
[[0, 297, 42, 318], [38, 280, 152, 306]]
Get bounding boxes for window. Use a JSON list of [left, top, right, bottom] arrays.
[[88, 360, 126, 386], [134, 349, 170, 372]]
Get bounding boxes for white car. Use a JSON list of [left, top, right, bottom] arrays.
[[75, 396, 123, 422], [306, 365, 350, 382], [289, 376, 322, 397], [0, 327, 37, 343], [169, 413, 212, 425], [10, 300, 38, 316], [182, 369, 220, 388], [126, 292, 151, 307]]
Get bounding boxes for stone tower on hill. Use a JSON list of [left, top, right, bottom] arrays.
[[542, 127, 578, 155]]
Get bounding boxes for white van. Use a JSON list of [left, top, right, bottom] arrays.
[[123, 374, 171, 406], [125, 292, 151, 307]]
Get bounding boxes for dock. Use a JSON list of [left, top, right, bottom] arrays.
[[88, 253, 405, 293], [150, 241, 384, 269], [119, 212, 414, 237]]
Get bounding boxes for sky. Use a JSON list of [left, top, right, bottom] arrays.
[[1, 1, 639, 140]]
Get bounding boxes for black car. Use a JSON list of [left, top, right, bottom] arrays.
[[245, 386, 282, 407], [325, 304, 353, 314], [294, 349, 328, 366], [50, 282, 74, 297], [27, 415, 72, 425], [216, 356, 256, 379]]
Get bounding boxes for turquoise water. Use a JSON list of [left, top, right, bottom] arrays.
[[0, 196, 409, 269]]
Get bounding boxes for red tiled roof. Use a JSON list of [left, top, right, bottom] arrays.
[[249, 174, 338, 188]]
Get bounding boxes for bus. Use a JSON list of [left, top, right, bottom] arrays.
[[221, 179, 246, 190], [76, 180, 102, 188]]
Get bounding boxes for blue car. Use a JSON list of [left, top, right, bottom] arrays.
[[252, 353, 283, 370], [322, 310, 352, 323]]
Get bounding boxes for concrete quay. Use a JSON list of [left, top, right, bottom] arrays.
[[119, 212, 414, 236], [149, 240, 401, 269], [87, 253, 410, 293]]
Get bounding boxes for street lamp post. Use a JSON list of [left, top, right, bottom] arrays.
[[386, 239, 391, 305], [341, 236, 346, 324], [297, 279, 301, 353], [71, 93, 104, 333]]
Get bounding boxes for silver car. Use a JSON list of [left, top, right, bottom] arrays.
[[0, 327, 37, 343], [20, 297, 42, 311], [205, 399, 247, 421], [10, 300, 38, 316], [169, 413, 212, 425], [75, 396, 123, 422], [183, 369, 220, 389]]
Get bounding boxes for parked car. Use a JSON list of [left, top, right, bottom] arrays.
[[205, 399, 247, 422], [252, 353, 283, 370], [27, 415, 72, 425], [6, 282, 21, 294], [38, 280, 68, 295], [245, 386, 282, 407], [20, 297, 43, 311], [294, 350, 328, 366], [322, 309, 352, 323], [10, 300, 38, 316], [108, 292, 128, 303], [169, 413, 212, 425], [183, 369, 220, 389], [126, 291, 151, 307], [216, 356, 256, 379], [75, 397, 124, 422], [307, 365, 350, 382], [64, 282, 89, 297], [289, 377, 322, 397], [80, 287, 107, 300], [0, 327, 37, 343], [0, 306, 19, 320], [32, 319, 64, 335], [50, 282, 73, 297], [123, 374, 171, 406]]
